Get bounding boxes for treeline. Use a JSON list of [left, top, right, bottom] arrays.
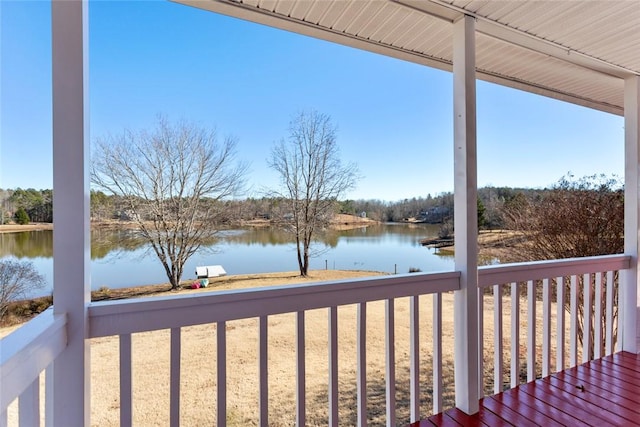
[[0, 185, 536, 229], [0, 188, 53, 224], [335, 186, 531, 228], [0, 177, 620, 234], [90, 187, 538, 229]]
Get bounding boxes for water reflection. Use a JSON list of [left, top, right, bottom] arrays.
[[1, 223, 453, 297], [0, 224, 443, 259], [0, 231, 53, 258], [91, 228, 148, 259]]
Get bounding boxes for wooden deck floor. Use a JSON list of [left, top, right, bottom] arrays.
[[411, 351, 640, 427]]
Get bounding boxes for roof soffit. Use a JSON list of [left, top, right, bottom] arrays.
[[173, 0, 638, 115]]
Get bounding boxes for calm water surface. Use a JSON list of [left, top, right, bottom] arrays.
[[0, 224, 454, 297]]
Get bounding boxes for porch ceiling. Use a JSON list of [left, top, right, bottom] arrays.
[[173, 0, 640, 116]]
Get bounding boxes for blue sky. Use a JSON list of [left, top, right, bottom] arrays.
[[1, 0, 625, 202]]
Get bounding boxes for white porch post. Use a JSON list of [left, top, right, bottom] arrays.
[[623, 76, 639, 353], [452, 15, 479, 414], [52, 0, 91, 425]]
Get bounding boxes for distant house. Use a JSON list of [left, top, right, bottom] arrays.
[[118, 210, 140, 221], [418, 206, 450, 223]]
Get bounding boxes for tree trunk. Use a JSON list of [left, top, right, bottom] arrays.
[[296, 235, 305, 276], [301, 239, 310, 277], [170, 268, 180, 290]]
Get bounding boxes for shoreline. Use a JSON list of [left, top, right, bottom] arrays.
[[0, 213, 379, 234], [0, 223, 53, 233]]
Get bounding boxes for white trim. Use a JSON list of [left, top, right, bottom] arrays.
[[216, 322, 227, 425], [396, 0, 635, 79], [385, 299, 396, 427], [51, 0, 91, 424], [296, 311, 306, 426], [526, 280, 536, 381], [328, 307, 338, 426], [170, 328, 181, 426], [623, 75, 640, 353], [259, 316, 269, 426], [0, 310, 66, 410], [452, 14, 479, 415], [356, 303, 367, 426], [478, 254, 631, 288], [409, 295, 420, 421], [89, 272, 460, 337], [432, 293, 443, 414]]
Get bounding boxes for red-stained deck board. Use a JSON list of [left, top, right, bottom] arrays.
[[569, 363, 640, 396], [427, 413, 462, 426], [609, 353, 640, 373], [518, 380, 617, 425], [486, 391, 563, 427], [559, 368, 640, 407], [479, 395, 538, 427], [412, 351, 640, 427], [410, 420, 439, 427], [445, 408, 498, 426], [543, 375, 640, 424], [603, 354, 640, 373], [512, 387, 587, 426]]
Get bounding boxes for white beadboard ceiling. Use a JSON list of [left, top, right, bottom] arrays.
[[174, 0, 640, 116]]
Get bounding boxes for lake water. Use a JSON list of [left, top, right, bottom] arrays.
[[0, 224, 455, 297]]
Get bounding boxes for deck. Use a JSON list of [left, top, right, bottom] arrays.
[[413, 351, 640, 427]]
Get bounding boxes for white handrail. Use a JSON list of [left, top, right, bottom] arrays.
[[88, 271, 461, 337], [478, 254, 631, 287], [0, 308, 67, 413]]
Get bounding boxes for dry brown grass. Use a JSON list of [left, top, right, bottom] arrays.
[[0, 223, 53, 233]]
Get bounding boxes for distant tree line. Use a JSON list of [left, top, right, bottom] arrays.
[[0, 188, 53, 224], [0, 181, 609, 233]]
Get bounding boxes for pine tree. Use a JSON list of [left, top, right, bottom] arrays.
[[14, 207, 30, 225]]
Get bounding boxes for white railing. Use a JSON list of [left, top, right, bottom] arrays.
[[0, 308, 67, 427], [478, 254, 631, 395], [0, 254, 632, 426], [89, 272, 460, 426]]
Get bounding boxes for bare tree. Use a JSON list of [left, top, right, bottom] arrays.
[[502, 174, 624, 355], [91, 117, 247, 289], [0, 260, 45, 320], [502, 174, 623, 262], [269, 110, 360, 276]]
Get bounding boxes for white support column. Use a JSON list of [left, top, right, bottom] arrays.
[[623, 75, 639, 353], [452, 15, 479, 414], [52, 1, 91, 425]]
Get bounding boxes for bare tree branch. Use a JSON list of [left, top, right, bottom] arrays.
[[91, 116, 247, 289], [269, 110, 360, 276], [0, 260, 45, 319], [501, 173, 624, 355]]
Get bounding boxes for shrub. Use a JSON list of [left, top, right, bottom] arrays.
[[0, 260, 45, 320], [438, 220, 453, 239], [14, 207, 30, 225], [98, 286, 111, 297]]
